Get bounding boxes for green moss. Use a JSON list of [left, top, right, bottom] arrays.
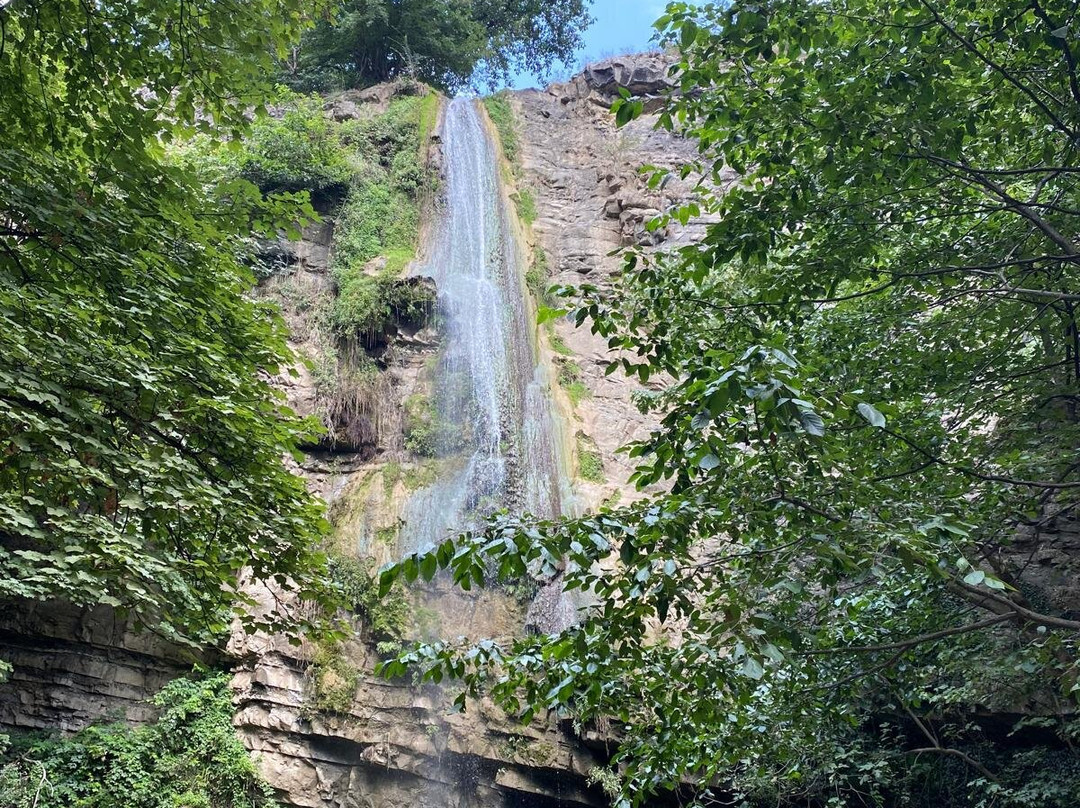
[[382, 460, 402, 493], [413, 603, 442, 642], [577, 433, 605, 483], [513, 187, 537, 225], [482, 91, 519, 164], [417, 91, 440, 152], [403, 393, 438, 456], [303, 642, 360, 717], [403, 460, 439, 490], [326, 468, 377, 535], [601, 489, 623, 509], [375, 524, 400, 545]]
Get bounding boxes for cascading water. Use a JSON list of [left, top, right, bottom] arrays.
[[402, 97, 575, 568]]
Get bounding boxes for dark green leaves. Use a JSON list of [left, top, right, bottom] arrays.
[[0, 0, 335, 647]]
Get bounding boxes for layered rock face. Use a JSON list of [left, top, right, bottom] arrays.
[[509, 53, 731, 508], [0, 601, 208, 733], [229, 582, 607, 808]]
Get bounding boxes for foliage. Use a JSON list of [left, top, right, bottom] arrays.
[[513, 187, 538, 225], [482, 92, 521, 163], [575, 434, 604, 483], [332, 268, 436, 343], [0, 675, 276, 808], [379, 1, 1080, 805], [327, 553, 410, 648], [0, 0, 335, 648], [233, 92, 354, 196], [281, 0, 592, 91], [329, 94, 438, 341]]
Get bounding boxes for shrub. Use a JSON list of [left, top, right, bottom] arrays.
[[327, 553, 410, 648], [332, 268, 435, 344], [238, 92, 352, 195], [0, 675, 276, 808], [525, 245, 557, 308]]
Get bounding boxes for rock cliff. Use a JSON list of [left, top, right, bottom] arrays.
[[0, 55, 715, 808], [509, 53, 731, 508]]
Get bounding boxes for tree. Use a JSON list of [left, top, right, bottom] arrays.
[[283, 0, 592, 91], [0, 0, 335, 647], [381, 1, 1080, 804]]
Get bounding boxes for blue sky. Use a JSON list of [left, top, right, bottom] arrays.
[[506, 0, 669, 90]]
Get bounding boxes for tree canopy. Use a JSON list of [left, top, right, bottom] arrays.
[[0, 0, 334, 647], [381, 0, 1080, 804], [282, 0, 592, 91]]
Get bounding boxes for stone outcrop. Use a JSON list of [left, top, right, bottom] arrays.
[[509, 53, 731, 508], [229, 583, 607, 808], [0, 600, 211, 733]]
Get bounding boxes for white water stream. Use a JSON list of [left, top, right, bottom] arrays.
[[402, 98, 575, 558]]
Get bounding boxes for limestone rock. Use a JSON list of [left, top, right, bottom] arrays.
[[510, 52, 733, 509]]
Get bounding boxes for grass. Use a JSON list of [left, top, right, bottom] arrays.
[[481, 91, 519, 163], [482, 90, 541, 228], [577, 433, 605, 483], [547, 326, 573, 356], [417, 90, 440, 154], [525, 244, 557, 306], [514, 187, 537, 225], [403, 393, 438, 456], [327, 551, 410, 653], [558, 359, 591, 407]]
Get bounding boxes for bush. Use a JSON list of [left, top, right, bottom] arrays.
[[332, 267, 435, 343], [327, 553, 410, 649], [0, 675, 276, 808], [238, 92, 352, 196]]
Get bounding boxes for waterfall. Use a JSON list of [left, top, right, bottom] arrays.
[[402, 97, 575, 583]]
